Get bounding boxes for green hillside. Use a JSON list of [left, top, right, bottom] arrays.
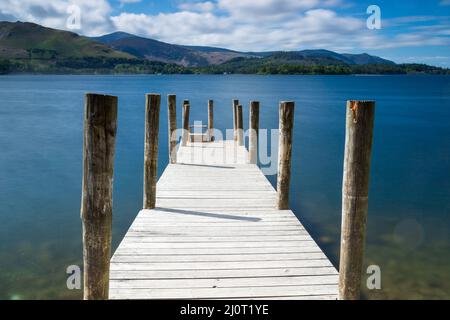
[[0, 21, 165, 74], [0, 21, 134, 59]]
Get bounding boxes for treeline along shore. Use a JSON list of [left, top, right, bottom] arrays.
[[2, 56, 448, 75]]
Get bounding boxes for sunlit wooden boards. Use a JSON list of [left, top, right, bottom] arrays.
[[109, 140, 338, 299]]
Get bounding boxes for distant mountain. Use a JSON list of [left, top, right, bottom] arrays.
[[0, 21, 133, 60], [92, 32, 207, 67], [93, 31, 396, 67], [342, 53, 395, 65], [263, 51, 348, 66], [246, 50, 396, 65], [182, 45, 254, 64], [244, 50, 396, 66], [93, 32, 251, 67], [0, 21, 447, 75], [294, 49, 353, 64], [182, 45, 242, 54]]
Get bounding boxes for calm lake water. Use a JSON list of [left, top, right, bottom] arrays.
[[0, 74, 449, 299]]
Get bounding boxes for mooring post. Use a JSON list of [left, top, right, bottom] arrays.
[[208, 99, 214, 142], [143, 94, 161, 209], [81, 93, 118, 300], [232, 99, 239, 141], [249, 101, 260, 164], [237, 104, 244, 146], [168, 94, 177, 164], [339, 100, 375, 300], [276, 101, 295, 210], [182, 100, 190, 146]]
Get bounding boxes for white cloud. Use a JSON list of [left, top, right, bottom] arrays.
[[0, 0, 113, 35], [111, 11, 233, 44], [109, 2, 450, 53], [111, 5, 373, 52], [218, 0, 320, 16], [0, 0, 449, 58], [179, 1, 215, 12]]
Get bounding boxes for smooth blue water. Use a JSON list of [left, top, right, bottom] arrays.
[[0, 75, 449, 299]]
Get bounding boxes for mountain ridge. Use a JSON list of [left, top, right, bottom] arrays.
[[93, 31, 253, 66], [0, 21, 133, 60], [92, 31, 396, 67], [0, 21, 448, 75]]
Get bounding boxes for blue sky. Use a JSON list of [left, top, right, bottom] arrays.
[[1, 0, 449, 66]]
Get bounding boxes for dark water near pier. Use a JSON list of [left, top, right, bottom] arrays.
[[0, 74, 449, 299]]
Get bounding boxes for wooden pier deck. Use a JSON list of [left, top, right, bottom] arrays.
[[109, 140, 339, 299]]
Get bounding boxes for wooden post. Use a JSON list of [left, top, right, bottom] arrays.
[[208, 99, 214, 142], [276, 101, 295, 210], [232, 99, 239, 141], [237, 104, 244, 146], [143, 94, 161, 209], [339, 100, 375, 300], [249, 101, 259, 164], [167, 94, 177, 164], [81, 93, 118, 300], [182, 100, 190, 146]]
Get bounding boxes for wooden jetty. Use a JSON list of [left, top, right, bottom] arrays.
[[81, 94, 375, 300], [109, 140, 339, 299]]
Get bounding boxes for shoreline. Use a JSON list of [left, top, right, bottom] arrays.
[[1, 72, 449, 77]]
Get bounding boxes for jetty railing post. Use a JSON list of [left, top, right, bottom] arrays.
[[182, 100, 190, 146], [237, 104, 244, 146], [168, 94, 177, 164], [208, 99, 214, 142], [81, 93, 118, 300], [232, 99, 239, 141], [339, 100, 375, 300], [249, 101, 260, 164], [276, 101, 295, 210], [143, 94, 161, 209]]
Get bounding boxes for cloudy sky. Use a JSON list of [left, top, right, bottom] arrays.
[[1, 0, 449, 66]]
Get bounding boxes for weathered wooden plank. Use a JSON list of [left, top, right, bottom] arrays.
[[133, 214, 299, 221], [113, 247, 324, 255], [131, 222, 304, 229], [109, 284, 338, 299], [126, 230, 307, 237], [133, 212, 300, 220], [110, 260, 333, 271], [110, 267, 338, 280], [111, 252, 329, 262], [127, 226, 307, 233], [137, 208, 297, 215], [120, 236, 312, 243], [116, 241, 320, 250], [110, 275, 339, 289]]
